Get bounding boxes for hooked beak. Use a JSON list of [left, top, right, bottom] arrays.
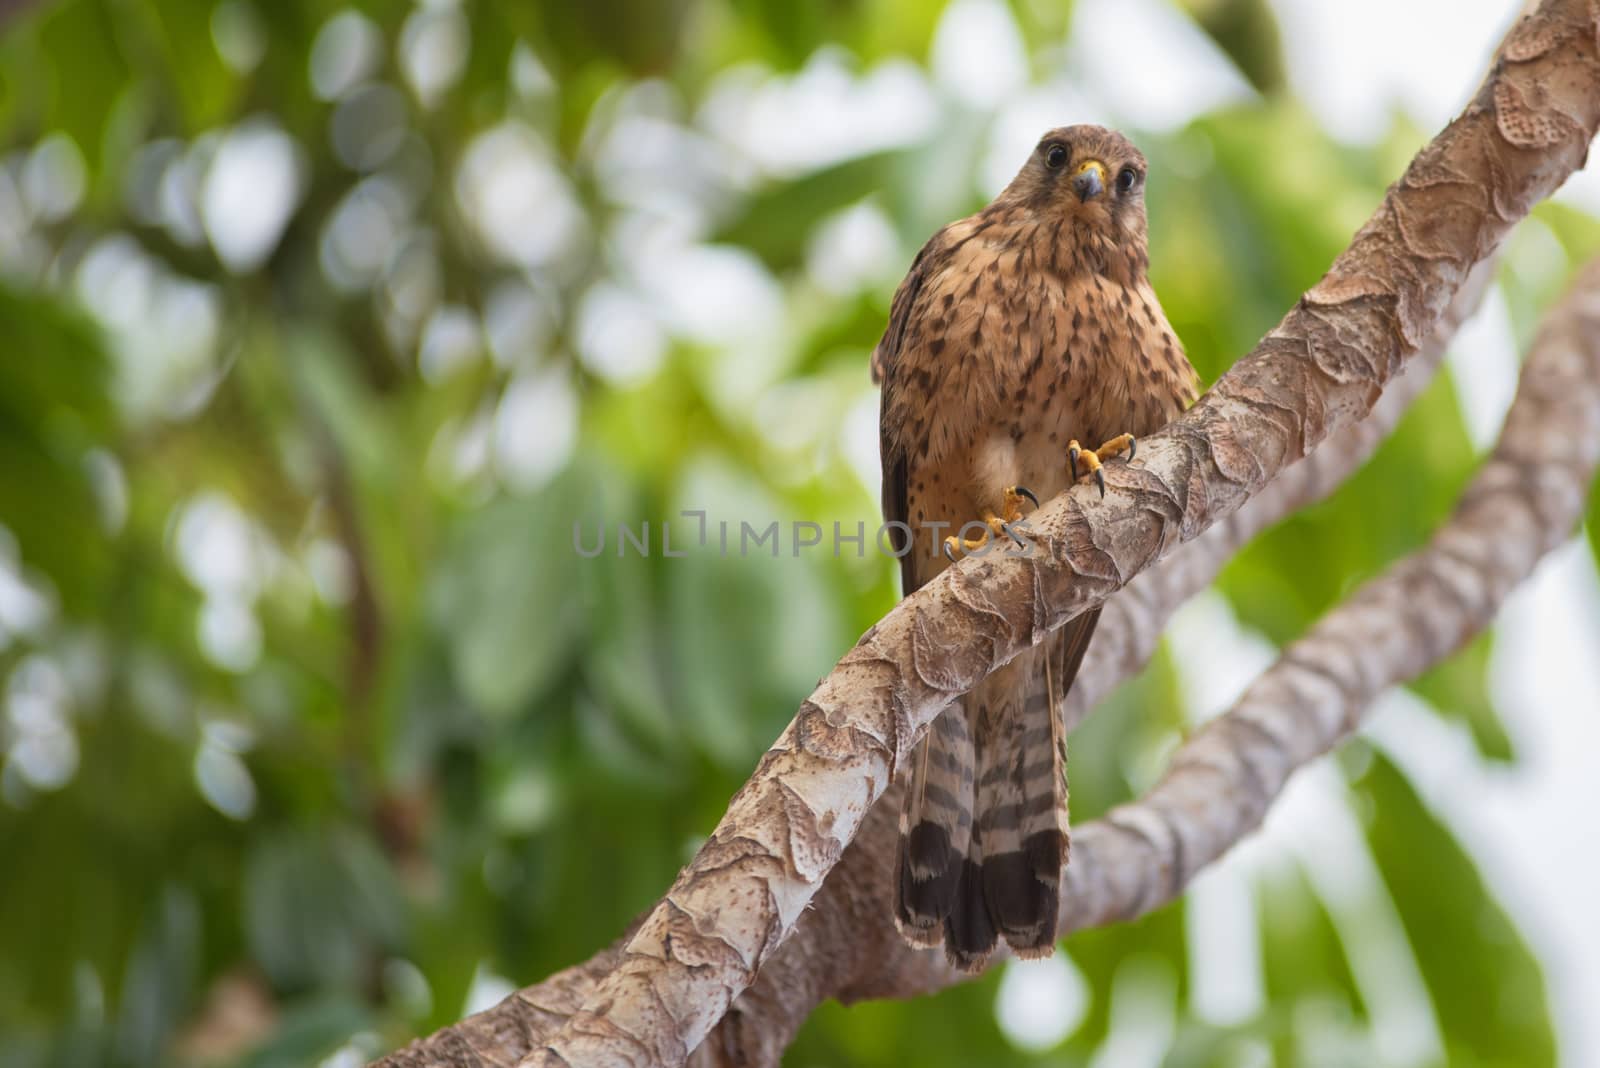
[[1072, 159, 1106, 202]]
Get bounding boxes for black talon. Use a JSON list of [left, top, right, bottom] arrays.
[[1126, 436, 1136, 462], [1014, 486, 1039, 508], [1069, 447, 1081, 482], [1094, 468, 1105, 498], [943, 541, 958, 562], [1004, 523, 1026, 549]]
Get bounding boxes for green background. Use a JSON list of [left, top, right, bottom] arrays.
[[1, 0, 1596, 1065]]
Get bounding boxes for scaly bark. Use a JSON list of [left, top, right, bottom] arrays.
[[374, 255, 1493, 1068], [377, 2, 1600, 1063], [1049, 254, 1600, 942], [891, 250, 1600, 987]]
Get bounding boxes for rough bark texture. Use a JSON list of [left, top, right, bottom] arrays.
[[372, 253, 1490, 1068], [1046, 254, 1600, 942], [816, 250, 1600, 1017], [1059, 254, 1494, 728], [377, 2, 1600, 1064]]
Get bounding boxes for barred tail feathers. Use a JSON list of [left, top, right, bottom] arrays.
[[894, 703, 975, 947]]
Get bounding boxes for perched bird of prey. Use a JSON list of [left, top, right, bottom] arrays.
[[873, 125, 1200, 970]]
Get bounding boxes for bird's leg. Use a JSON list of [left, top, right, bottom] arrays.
[[1068, 433, 1136, 498], [942, 486, 1038, 561]]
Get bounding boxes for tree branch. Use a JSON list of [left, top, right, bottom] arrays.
[[670, 253, 1600, 1061], [675, 255, 1507, 1067], [1049, 254, 1600, 940], [1061, 254, 1495, 729], [534, 9, 1600, 1064], [374, 251, 1489, 1068], [861, 250, 1600, 1001], [377, 2, 1600, 1063]]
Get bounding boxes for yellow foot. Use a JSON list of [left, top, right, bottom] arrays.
[[943, 486, 1039, 561], [1068, 433, 1136, 498]]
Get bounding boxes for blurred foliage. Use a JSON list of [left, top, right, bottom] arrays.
[[0, 0, 1590, 1065]]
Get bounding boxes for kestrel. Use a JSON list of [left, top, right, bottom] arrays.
[[873, 125, 1200, 969]]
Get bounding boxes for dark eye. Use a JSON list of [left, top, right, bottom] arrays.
[[1116, 166, 1140, 193], [1044, 144, 1068, 170]]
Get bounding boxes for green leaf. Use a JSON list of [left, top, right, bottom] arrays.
[[1410, 632, 1513, 763], [244, 826, 405, 991], [1222, 365, 1516, 761], [713, 151, 905, 271], [725, 0, 836, 68], [572, 461, 680, 767], [233, 994, 374, 1068], [1356, 752, 1556, 1066], [1256, 861, 1367, 1062], [136, 0, 242, 134], [663, 458, 843, 768], [1174, 0, 1287, 95], [0, 285, 115, 616], [1588, 468, 1600, 589], [114, 885, 200, 1067], [529, 0, 695, 77], [32, 1, 129, 173], [1066, 641, 1186, 822], [430, 471, 584, 716]]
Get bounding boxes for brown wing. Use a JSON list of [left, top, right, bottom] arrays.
[[876, 226, 991, 954], [870, 233, 936, 388], [874, 230, 942, 595], [1054, 607, 1101, 698]]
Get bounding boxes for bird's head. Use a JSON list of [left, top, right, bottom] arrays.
[[1001, 124, 1150, 270]]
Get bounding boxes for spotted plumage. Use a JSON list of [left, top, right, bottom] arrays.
[[875, 125, 1200, 970]]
